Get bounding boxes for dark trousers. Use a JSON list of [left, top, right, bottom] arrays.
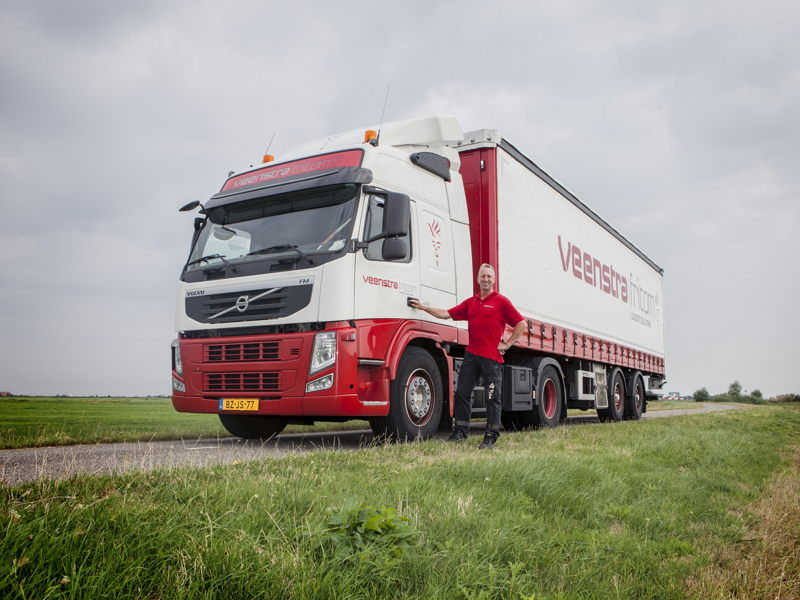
[[454, 351, 503, 440]]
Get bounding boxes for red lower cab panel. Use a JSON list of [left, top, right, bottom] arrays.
[[171, 321, 404, 419]]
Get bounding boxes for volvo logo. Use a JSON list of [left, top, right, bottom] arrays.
[[209, 287, 283, 320]]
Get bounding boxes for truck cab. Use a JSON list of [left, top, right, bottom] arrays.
[[172, 116, 471, 440]]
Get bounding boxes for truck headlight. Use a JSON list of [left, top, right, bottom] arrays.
[[309, 331, 336, 375], [171, 339, 183, 377], [306, 373, 334, 393]]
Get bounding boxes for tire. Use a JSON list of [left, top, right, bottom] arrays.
[[624, 375, 644, 420], [369, 347, 443, 441], [526, 365, 562, 428], [218, 414, 288, 439], [598, 369, 624, 422], [503, 359, 562, 429]]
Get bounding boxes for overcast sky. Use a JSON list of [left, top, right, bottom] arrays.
[[1, 0, 798, 398]]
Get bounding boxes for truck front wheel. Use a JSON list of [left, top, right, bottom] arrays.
[[369, 347, 443, 441], [219, 414, 288, 439]]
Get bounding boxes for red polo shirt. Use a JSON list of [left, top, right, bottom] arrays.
[[448, 291, 524, 363]]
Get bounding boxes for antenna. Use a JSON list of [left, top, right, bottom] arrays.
[[375, 85, 390, 146], [264, 132, 276, 156]]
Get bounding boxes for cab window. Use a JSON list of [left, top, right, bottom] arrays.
[[363, 195, 411, 262]]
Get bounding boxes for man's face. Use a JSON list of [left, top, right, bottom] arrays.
[[477, 267, 495, 293]]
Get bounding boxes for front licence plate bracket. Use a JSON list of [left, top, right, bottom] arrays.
[[219, 398, 260, 412]]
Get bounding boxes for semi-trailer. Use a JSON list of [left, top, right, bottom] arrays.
[[171, 115, 666, 440]]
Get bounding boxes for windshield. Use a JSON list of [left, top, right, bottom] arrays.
[[185, 184, 359, 272]]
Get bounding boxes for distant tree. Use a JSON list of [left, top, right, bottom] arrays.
[[728, 380, 742, 397], [751, 389, 762, 399], [694, 387, 710, 402]]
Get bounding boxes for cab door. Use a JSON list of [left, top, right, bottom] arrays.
[[354, 194, 419, 320], [417, 201, 456, 315]]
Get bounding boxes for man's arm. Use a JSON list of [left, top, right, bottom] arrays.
[[498, 320, 527, 355], [409, 299, 452, 320]]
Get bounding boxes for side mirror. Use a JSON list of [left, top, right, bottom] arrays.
[[179, 200, 201, 212], [382, 192, 410, 238], [381, 238, 407, 261], [365, 191, 410, 244]]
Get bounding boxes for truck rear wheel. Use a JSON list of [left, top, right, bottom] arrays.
[[504, 360, 562, 430], [524, 365, 562, 428], [624, 375, 645, 420], [219, 414, 288, 439], [369, 347, 443, 441], [598, 370, 625, 422]]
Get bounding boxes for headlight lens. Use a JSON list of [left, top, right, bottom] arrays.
[[306, 373, 334, 393], [172, 375, 185, 392], [171, 339, 183, 377], [309, 331, 336, 375]]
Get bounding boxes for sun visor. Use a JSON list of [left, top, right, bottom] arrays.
[[205, 166, 373, 210]]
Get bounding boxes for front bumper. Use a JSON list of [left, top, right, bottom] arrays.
[[170, 322, 389, 418]]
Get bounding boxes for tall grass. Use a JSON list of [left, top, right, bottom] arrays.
[[1, 405, 798, 599], [0, 397, 370, 449]]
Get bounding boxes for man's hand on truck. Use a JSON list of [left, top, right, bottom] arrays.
[[409, 298, 453, 320]]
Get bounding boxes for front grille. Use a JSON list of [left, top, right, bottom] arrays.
[[204, 372, 281, 392], [184, 284, 313, 325], [205, 342, 280, 362]]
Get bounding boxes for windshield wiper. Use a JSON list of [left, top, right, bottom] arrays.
[[247, 245, 315, 264], [185, 254, 238, 272]]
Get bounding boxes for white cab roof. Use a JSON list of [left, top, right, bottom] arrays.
[[280, 115, 464, 161]]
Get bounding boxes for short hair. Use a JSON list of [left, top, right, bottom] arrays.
[[478, 263, 496, 274]]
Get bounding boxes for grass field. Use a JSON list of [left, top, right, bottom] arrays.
[[0, 397, 702, 451], [0, 397, 369, 450], [1, 404, 798, 598]]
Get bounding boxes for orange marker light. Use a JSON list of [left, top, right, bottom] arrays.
[[262, 155, 274, 164], [364, 130, 377, 143]]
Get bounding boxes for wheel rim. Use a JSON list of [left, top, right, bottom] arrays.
[[614, 381, 624, 413], [405, 369, 434, 426], [543, 379, 556, 419]]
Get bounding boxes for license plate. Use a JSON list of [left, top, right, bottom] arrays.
[[218, 398, 260, 411]]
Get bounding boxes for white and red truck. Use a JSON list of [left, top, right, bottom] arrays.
[[171, 115, 666, 440]]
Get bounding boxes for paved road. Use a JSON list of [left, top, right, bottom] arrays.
[[0, 404, 740, 486]]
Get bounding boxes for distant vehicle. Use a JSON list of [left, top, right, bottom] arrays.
[[665, 392, 681, 401]]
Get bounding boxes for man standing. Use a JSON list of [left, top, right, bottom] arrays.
[[410, 264, 527, 449]]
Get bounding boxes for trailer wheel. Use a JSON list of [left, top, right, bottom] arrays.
[[369, 347, 442, 441], [598, 370, 624, 422], [624, 375, 645, 420], [218, 414, 288, 440]]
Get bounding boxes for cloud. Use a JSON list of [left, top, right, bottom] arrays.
[[0, 0, 798, 396]]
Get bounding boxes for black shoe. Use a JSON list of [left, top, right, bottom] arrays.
[[447, 430, 468, 443], [478, 434, 495, 450]]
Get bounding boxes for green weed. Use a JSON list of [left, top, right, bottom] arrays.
[[1, 404, 798, 599]]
